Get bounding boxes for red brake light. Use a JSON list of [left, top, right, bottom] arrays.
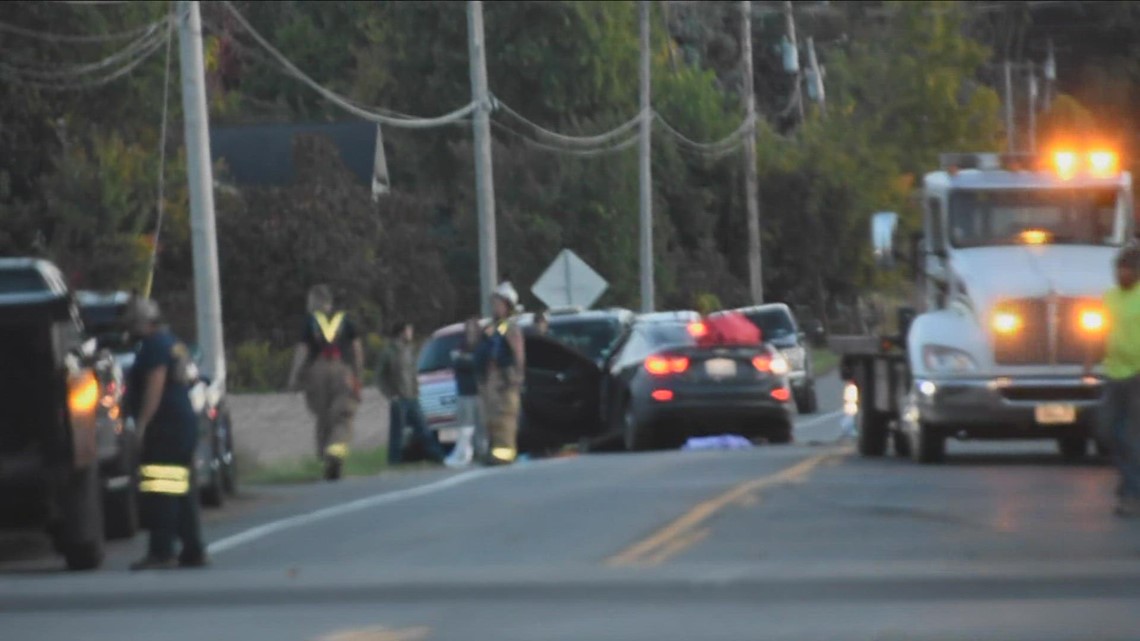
[[752, 355, 772, 372], [207, 407, 219, 421], [651, 389, 674, 402], [645, 355, 689, 376], [771, 387, 791, 402], [687, 322, 708, 338]]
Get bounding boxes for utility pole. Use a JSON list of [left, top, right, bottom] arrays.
[[177, 0, 225, 386], [783, 1, 804, 124], [740, 0, 763, 304], [1002, 60, 1015, 152], [638, 0, 654, 313], [467, 1, 497, 316], [1027, 62, 1037, 153]]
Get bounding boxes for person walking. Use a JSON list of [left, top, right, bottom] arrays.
[[444, 317, 483, 468], [286, 285, 364, 482], [475, 282, 526, 466], [124, 297, 208, 570], [378, 322, 446, 465], [1088, 245, 1140, 517]]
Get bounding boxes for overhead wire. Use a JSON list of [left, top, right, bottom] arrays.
[[653, 111, 755, 153], [493, 98, 647, 148], [489, 120, 640, 158], [0, 17, 165, 44], [1, 22, 168, 80], [143, 9, 175, 300], [0, 26, 169, 90], [220, 0, 477, 129]]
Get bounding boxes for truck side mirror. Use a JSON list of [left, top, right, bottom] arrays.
[[871, 211, 900, 270]]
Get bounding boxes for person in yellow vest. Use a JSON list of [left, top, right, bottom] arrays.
[[287, 285, 364, 481], [475, 282, 526, 466], [1088, 246, 1140, 517]]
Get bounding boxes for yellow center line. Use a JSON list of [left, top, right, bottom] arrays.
[[314, 626, 431, 641], [606, 448, 849, 567]]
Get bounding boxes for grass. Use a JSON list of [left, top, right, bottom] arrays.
[[239, 444, 436, 485], [812, 347, 839, 376]]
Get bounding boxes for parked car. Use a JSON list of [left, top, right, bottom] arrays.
[[416, 321, 479, 449], [186, 362, 237, 508], [0, 260, 108, 570], [600, 313, 796, 450], [726, 303, 819, 414], [518, 307, 636, 365], [76, 291, 143, 541]]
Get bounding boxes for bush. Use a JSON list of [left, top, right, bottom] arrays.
[[228, 340, 295, 393]]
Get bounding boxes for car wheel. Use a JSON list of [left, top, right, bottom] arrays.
[[103, 478, 139, 540], [200, 432, 225, 508], [219, 410, 238, 496], [60, 465, 105, 571], [767, 423, 793, 445], [911, 422, 945, 464], [856, 388, 889, 457], [1058, 436, 1089, 461], [794, 384, 819, 415], [622, 400, 653, 451]]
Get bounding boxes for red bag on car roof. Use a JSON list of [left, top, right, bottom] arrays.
[[691, 312, 762, 347]]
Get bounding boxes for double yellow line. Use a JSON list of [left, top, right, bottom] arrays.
[[607, 450, 847, 567]]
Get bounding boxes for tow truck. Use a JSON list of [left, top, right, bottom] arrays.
[[833, 149, 1133, 463]]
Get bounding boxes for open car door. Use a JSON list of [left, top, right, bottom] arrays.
[[520, 334, 603, 454]]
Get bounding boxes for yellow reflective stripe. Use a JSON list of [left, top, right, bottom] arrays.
[[140, 479, 190, 495], [497, 321, 509, 336], [140, 464, 190, 483], [491, 447, 516, 462], [325, 443, 349, 459], [314, 312, 345, 344]]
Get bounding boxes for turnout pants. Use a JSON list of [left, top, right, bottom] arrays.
[[1100, 375, 1140, 499], [304, 357, 358, 461], [480, 370, 521, 464], [139, 432, 203, 560]]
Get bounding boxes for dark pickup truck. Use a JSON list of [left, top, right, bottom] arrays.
[[0, 259, 113, 570]]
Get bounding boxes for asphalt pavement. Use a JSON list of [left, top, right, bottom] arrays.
[[4, 372, 1140, 641]]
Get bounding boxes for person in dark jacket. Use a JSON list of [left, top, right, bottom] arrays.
[[124, 297, 207, 571], [378, 322, 445, 465]]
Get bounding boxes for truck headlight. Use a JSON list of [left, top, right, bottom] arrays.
[[992, 311, 1022, 335], [922, 345, 978, 374]]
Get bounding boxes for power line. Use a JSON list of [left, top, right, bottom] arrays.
[[0, 27, 169, 90], [221, 0, 477, 129], [489, 119, 640, 157], [2, 24, 167, 79], [494, 99, 647, 148], [0, 17, 164, 44], [654, 112, 755, 153], [143, 11, 175, 300]]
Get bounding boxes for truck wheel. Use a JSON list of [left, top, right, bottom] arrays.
[[795, 384, 819, 415], [59, 465, 105, 571], [892, 428, 912, 458], [856, 402, 889, 458], [1058, 436, 1089, 461], [200, 430, 225, 508], [911, 423, 945, 464], [220, 411, 238, 496]]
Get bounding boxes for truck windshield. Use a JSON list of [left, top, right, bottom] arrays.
[[948, 188, 1123, 248]]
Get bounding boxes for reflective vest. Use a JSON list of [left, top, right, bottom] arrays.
[[312, 311, 346, 359]]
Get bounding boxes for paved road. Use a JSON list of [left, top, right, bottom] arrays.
[[4, 373, 1140, 640]]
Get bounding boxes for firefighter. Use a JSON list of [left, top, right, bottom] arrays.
[[475, 282, 526, 466], [125, 297, 208, 571], [286, 285, 364, 481]]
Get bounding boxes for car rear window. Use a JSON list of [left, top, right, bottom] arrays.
[[417, 333, 465, 373], [0, 268, 48, 294], [743, 309, 797, 340], [642, 323, 697, 349], [547, 318, 621, 361]]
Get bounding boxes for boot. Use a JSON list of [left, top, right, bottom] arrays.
[[323, 456, 343, 481]]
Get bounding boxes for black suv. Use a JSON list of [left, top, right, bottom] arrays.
[[0, 260, 111, 569], [727, 304, 818, 414]]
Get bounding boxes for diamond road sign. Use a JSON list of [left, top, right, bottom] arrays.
[[531, 249, 608, 310]]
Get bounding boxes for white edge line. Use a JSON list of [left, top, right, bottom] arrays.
[[794, 410, 843, 430], [207, 456, 576, 555], [207, 469, 491, 555]]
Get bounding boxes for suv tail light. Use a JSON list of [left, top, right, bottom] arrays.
[[645, 355, 690, 376], [752, 353, 789, 375]]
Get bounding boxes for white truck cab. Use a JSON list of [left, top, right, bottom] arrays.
[[839, 150, 1133, 462]]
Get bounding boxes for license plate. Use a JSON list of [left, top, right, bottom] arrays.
[[436, 428, 459, 443], [705, 358, 737, 378], [1035, 403, 1076, 425]]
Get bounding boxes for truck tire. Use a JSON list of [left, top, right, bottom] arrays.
[[892, 428, 912, 458], [795, 384, 819, 415], [856, 403, 889, 458], [1058, 436, 1089, 461], [59, 465, 105, 571], [220, 410, 238, 496], [911, 423, 945, 464]]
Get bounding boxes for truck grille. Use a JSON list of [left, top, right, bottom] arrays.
[[993, 296, 1098, 366]]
